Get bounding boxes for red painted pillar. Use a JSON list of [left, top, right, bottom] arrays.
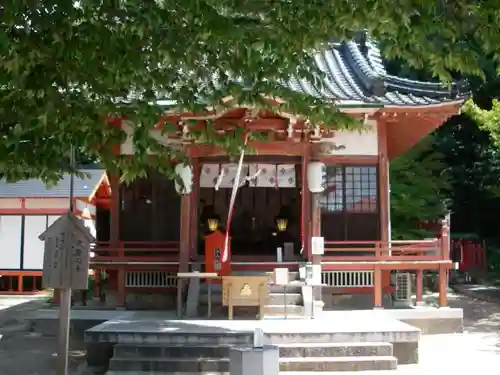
[[18, 275, 23, 293], [92, 271, 101, 299], [438, 265, 448, 307], [376, 118, 389, 308], [415, 270, 423, 305], [179, 194, 191, 272], [301, 142, 311, 259], [189, 159, 200, 261], [438, 218, 450, 307], [109, 174, 124, 308]]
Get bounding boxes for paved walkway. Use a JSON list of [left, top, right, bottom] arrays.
[[0, 295, 86, 375], [290, 291, 500, 375], [348, 291, 500, 374], [453, 283, 500, 303]]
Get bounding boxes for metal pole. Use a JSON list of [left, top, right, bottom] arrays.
[[57, 145, 76, 375], [69, 146, 75, 212]]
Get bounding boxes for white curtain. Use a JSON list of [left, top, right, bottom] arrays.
[[277, 164, 296, 188], [200, 164, 220, 188]]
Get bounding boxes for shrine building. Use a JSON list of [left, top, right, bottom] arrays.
[[0, 168, 107, 294], [0, 37, 465, 311]]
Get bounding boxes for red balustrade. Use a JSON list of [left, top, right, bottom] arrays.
[[91, 241, 180, 263], [323, 239, 443, 262]]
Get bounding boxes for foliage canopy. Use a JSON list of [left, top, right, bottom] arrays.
[[390, 136, 450, 239], [2, 0, 498, 181]]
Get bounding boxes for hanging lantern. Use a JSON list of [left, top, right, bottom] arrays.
[[207, 218, 219, 232], [174, 163, 193, 195], [307, 161, 326, 193], [275, 206, 290, 232], [276, 218, 288, 232]]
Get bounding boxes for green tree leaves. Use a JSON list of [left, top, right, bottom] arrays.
[[2, 0, 500, 181], [390, 136, 450, 239]]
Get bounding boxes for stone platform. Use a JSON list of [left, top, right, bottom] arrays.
[[31, 305, 463, 340], [29, 307, 463, 372], [83, 311, 421, 373]]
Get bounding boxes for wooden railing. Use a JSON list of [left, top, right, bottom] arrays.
[[322, 270, 374, 287], [125, 270, 178, 287], [91, 241, 180, 263], [323, 239, 443, 262]]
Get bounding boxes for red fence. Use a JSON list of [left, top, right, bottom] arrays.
[[91, 241, 180, 263], [418, 220, 488, 273], [324, 239, 443, 262], [452, 239, 487, 273]]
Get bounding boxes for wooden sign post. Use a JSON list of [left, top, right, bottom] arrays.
[[39, 212, 94, 375]]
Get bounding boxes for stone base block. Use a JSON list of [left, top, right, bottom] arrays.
[[87, 342, 114, 371], [400, 317, 462, 334], [393, 342, 418, 365], [229, 345, 279, 375], [125, 293, 175, 310]]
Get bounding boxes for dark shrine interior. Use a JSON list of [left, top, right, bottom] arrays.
[[96, 162, 381, 255], [198, 185, 302, 256]]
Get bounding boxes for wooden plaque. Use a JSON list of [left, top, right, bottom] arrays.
[[40, 212, 94, 290], [222, 275, 269, 307]]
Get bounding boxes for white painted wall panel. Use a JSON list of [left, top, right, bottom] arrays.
[[319, 120, 379, 156], [0, 215, 22, 269], [22, 216, 48, 270], [47, 215, 59, 228], [0, 198, 22, 209], [25, 198, 69, 209]]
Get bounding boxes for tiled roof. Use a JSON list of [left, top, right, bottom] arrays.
[[288, 38, 468, 107], [0, 169, 106, 198]]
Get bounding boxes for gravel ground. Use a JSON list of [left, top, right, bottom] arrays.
[[0, 295, 87, 375], [0, 292, 499, 375]]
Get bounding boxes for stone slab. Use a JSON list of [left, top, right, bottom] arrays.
[[392, 342, 418, 365], [230, 345, 279, 375], [33, 305, 461, 337], [279, 356, 398, 371], [33, 308, 134, 321], [109, 357, 228, 372], [278, 342, 393, 357], [113, 341, 394, 359], [31, 308, 135, 337], [399, 317, 462, 334], [321, 307, 463, 335], [85, 310, 419, 344], [383, 307, 463, 334]]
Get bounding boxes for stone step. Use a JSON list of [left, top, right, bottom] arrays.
[[269, 283, 302, 294], [268, 293, 302, 305], [109, 357, 229, 373], [107, 372, 229, 375], [88, 320, 419, 347], [278, 342, 393, 357], [114, 342, 393, 359], [265, 332, 408, 345], [199, 283, 302, 298], [98, 330, 410, 346], [113, 333, 253, 346], [194, 305, 305, 319], [279, 356, 398, 371], [109, 355, 397, 373], [200, 292, 303, 306], [114, 344, 230, 359], [264, 304, 305, 316]]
